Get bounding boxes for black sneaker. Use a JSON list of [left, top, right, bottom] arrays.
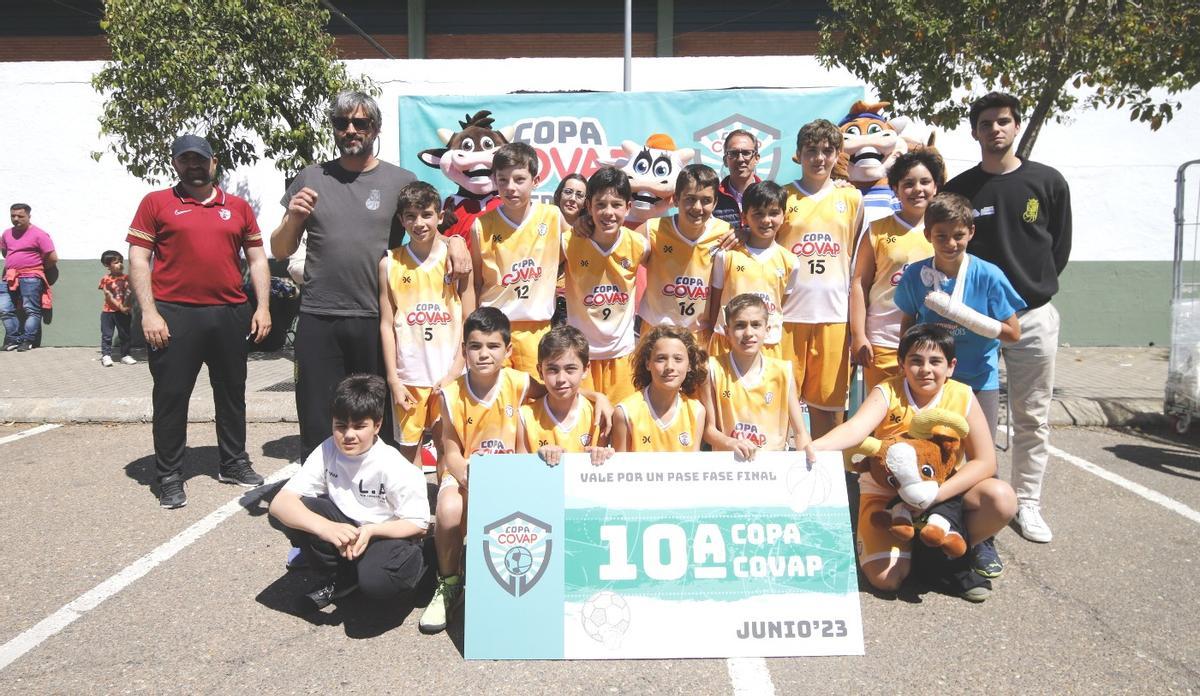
[[301, 571, 359, 612], [972, 537, 1004, 578], [16, 342, 33, 352], [158, 476, 187, 509], [218, 460, 265, 487], [3, 343, 18, 351]]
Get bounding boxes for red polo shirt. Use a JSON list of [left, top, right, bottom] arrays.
[[126, 185, 262, 305]]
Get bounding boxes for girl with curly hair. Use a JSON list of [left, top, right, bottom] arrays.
[[611, 325, 708, 452]]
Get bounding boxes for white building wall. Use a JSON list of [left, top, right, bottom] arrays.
[[2, 57, 1195, 261]]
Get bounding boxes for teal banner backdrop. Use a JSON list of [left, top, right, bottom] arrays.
[[465, 451, 864, 660], [398, 87, 865, 204]]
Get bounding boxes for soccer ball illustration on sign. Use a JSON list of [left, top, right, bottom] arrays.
[[581, 590, 631, 649]]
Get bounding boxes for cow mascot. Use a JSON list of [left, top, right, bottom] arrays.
[[612, 133, 695, 228], [418, 110, 515, 242]]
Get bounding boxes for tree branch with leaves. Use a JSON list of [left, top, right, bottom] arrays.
[[818, 0, 1199, 158], [92, 0, 376, 183]]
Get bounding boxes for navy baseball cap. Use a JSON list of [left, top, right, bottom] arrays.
[[171, 134, 213, 159]]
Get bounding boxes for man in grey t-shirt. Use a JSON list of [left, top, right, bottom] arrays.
[[272, 92, 434, 457]]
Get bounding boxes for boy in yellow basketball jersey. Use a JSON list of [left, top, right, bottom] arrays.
[[777, 119, 864, 440], [470, 142, 562, 373], [702, 294, 814, 461], [562, 166, 649, 404], [849, 151, 941, 390], [706, 181, 801, 361], [423, 308, 612, 634], [517, 325, 614, 466], [423, 307, 528, 634], [637, 164, 732, 341], [379, 182, 475, 465], [812, 324, 1016, 602]]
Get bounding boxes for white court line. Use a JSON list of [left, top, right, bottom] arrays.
[[0, 462, 298, 672], [727, 657, 776, 695], [1048, 444, 1200, 526], [0, 423, 61, 446]]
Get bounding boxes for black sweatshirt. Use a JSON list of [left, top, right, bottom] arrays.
[[944, 160, 1072, 309]]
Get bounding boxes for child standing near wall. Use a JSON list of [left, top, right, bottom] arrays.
[[98, 249, 135, 366]]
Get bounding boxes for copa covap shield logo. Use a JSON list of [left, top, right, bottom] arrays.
[[483, 512, 553, 597]]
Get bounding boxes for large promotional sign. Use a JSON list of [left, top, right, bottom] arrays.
[[464, 452, 864, 660], [397, 87, 864, 205]]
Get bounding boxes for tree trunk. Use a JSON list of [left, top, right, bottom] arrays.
[[1017, 72, 1069, 160]]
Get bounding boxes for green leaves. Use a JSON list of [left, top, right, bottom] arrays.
[[91, 0, 377, 184], [818, 0, 1200, 157]]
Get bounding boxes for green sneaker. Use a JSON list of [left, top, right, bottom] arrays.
[[419, 575, 462, 634]]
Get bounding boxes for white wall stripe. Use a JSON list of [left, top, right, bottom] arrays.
[[0, 463, 298, 672]]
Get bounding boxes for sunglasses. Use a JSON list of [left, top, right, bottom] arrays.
[[725, 149, 759, 160], [331, 116, 374, 131]]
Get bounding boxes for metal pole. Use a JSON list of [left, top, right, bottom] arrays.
[[321, 0, 396, 59], [624, 0, 632, 91], [1174, 160, 1200, 301]]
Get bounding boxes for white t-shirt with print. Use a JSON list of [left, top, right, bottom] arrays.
[[283, 437, 429, 528]]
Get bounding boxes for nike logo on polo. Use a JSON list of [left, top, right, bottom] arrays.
[[174, 209, 192, 216]]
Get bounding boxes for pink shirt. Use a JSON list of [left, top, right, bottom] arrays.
[[1, 225, 55, 273]]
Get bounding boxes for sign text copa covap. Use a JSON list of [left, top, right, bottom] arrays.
[[597, 523, 823, 582]]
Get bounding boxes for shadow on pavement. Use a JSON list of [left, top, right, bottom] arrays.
[[1104, 443, 1200, 481], [262, 434, 301, 463], [255, 570, 433, 639], [124, 445, 221, 488]]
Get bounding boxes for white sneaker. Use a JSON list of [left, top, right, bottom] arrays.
[[120, 355, 137, 365], [1015, 503, 1053, 543], [101, 355, 113, 367]]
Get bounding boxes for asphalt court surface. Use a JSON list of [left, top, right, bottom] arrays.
[[0, 422, 1197, 693]]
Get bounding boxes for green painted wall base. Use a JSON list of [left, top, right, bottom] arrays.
[[21, 259, 1178, 348]]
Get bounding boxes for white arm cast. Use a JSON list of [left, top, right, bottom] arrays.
[[924, 291, 1001, 339]]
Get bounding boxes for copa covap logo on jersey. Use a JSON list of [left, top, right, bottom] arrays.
[[483, 512, 553, 597], [502, 258, 543, 286], [790, 232, 841, 258]]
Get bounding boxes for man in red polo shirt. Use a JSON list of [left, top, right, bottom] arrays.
[[127, 134, 272, 509]]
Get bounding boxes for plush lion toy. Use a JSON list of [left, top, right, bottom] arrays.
[[853, 408, 970, 558]]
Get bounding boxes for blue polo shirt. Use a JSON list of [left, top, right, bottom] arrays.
[[895, 254, 1026, 391]]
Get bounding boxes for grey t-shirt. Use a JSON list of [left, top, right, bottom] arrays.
[[284, 160, 415, 317]]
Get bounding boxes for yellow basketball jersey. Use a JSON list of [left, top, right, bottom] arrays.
[[638, 215, 730, 332], [866, 215, 933, 348], [874, 376, 973, 466], [386, 240, 463, 386], [777, 183, 862, 323], [563, 226, 646, 360], [473, 202, 562, 322], [519, 396, 597, 452], [440, 367, 530, 455], [707, 354, 794, 452], [711, 243, 799, 345], [617, 390, 702, 452]]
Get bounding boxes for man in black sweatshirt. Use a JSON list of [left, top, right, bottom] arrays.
[[945, 92, 1072, 547]]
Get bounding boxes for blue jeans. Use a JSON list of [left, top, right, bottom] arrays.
[[0, 276, 44, 346]]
